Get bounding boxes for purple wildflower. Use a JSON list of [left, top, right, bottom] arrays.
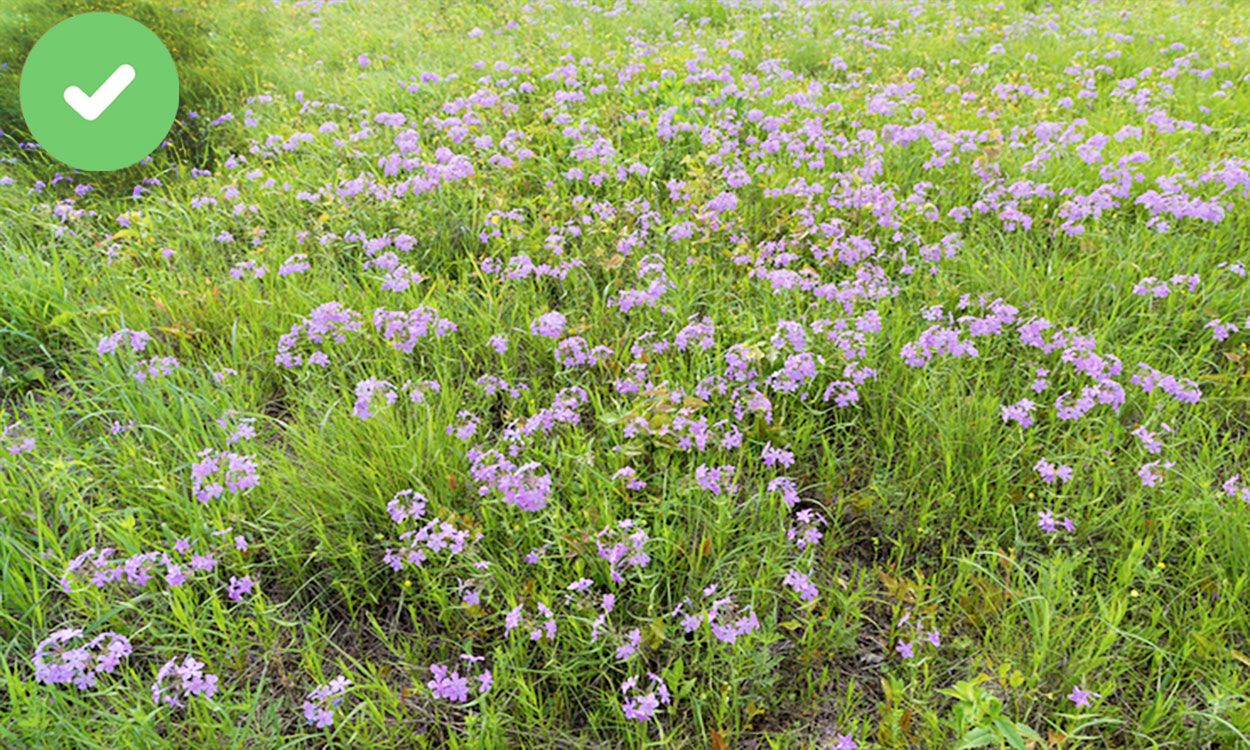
[[151, 656, 219, 708], [1068, 686, 1101, 708], [621, 672, 670, 721], [530, 311, 567, 339], [303, 675, 352, 728], [32, 629, 131, 690]]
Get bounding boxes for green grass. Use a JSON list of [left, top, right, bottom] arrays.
[[1, 0, 1249, 747]]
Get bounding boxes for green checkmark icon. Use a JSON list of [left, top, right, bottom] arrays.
[[19, 13, 180, 172]]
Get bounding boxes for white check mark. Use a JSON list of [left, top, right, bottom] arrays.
[[63, 64, 136, 122]]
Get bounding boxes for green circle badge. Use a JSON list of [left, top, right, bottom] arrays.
[[19, 13, 179, 172]]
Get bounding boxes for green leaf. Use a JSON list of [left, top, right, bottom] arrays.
[[643, 619, 666, 650], [994, 718, 1026, 750], [956, 727, 1002, 749], [938, 688, 963, 702], [49, 310, 77, 328], [679, 678, 696, 698], [666, 657, 684, 684], [984, 695, 1004, 719]]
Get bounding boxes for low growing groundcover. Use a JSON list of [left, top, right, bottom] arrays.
[[1, 0, 1249, 747]]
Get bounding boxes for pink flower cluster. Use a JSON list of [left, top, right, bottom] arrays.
[[621, 672, 670, 721], [32, 629, 131, 689], [151, 656, 219, 707], [191, 448, 260, 503], [428, 654, 492, 702], [303, 675, 352, 728]]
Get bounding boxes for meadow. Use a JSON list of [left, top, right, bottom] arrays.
[[1, 0, 1249, 747]]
